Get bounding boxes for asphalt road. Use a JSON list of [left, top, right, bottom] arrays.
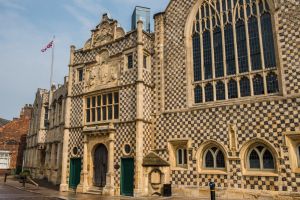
[[0, 184, 60, 200]]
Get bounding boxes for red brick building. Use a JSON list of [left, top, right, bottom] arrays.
[[0, 105, 33, 174]]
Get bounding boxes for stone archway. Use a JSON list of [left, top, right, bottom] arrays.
[[93, 144, 108, 187]]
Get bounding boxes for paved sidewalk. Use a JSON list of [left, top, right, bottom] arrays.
[[1, 176, 210, 200], [0, 183, 60, 200]]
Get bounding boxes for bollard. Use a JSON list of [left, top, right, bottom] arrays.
[[4, 173, 7, 183], [209, 182, 216, 200], [22, 175, 26, 187]]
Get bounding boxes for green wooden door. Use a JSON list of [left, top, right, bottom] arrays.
[[69, 158, 81, 189], [120, 158, 134, 196]]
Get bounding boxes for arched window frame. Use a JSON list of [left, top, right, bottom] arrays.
[[187, 0, 282, 106], [247, 145, 276, 171], [297, 144, 300, 168], [195, 141, 228, 174], [203, 147, 226, 169]]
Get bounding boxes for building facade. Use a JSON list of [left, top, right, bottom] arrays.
[[24, 81, 68, 185], [24, 0, 300, 198], [0, 105, 32, 174], [24, 88, 49, 178]]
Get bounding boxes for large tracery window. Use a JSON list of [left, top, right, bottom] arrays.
[[192, 0, 279, 104]]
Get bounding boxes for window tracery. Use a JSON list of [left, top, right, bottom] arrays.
[[192, 0, 279, 104]]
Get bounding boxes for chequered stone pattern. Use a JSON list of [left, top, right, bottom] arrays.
[[119, 86, 136, 122], [114, 123, 136, 187], [154, 97, 300, 191], [68, 128, 84, 158], [72, 83, 84, 96], [277, 0, 300, 95], [153, 15, 164, 113], [143, 123, 152, 156], [70, 97, 83, 127], [143, 86, 153, 121], [163, 0, 196, 111], [142, 33, 154, 53], [143, 69, 153, 86], [74, 49, 97, 65], [73, 32, 137, 66], [120, 68, 137, 86]]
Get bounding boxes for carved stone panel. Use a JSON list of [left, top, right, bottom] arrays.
[[85, 51, 120, 92]]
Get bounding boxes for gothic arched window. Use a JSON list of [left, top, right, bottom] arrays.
[[204, 147, 226, 169], [248, 145, 275, 170], [192, 0, 279, 103]]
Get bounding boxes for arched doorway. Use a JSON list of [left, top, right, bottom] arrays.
[[93, 144, 108, 187]]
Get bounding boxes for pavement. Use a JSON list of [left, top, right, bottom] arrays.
[[0, 176, 210, 200]]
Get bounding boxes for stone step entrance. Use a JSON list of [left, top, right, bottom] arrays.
[[86, 186, 103, 195]]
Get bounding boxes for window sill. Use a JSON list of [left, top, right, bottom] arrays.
[[199, 169, 227, 175], [171, 166, 189, 171], [243, 171, 279, 177]]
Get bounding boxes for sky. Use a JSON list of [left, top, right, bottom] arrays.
[[0, 0, 169, 120]]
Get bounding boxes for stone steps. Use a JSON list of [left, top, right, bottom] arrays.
[[86, 186, 103, 195]]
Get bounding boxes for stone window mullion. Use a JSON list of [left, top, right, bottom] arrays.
[[243, 1, 252, 73], [237, 76, 241, 98], [200, 7, 205, 103], [256, 0, 266, 70], [209, 5, 216, 80], [263, 71, 268, 95], [232, 2, 240, 75]]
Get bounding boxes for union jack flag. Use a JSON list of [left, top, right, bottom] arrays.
[[41, 40, 53, 52]]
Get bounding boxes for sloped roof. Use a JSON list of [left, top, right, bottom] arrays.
[[0, 118, 10, 127], [143, 152, 170, 167]]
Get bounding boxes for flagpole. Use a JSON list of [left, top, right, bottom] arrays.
[[50, 35, 55, 88]]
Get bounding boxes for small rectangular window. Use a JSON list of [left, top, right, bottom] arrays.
[[86, 109, 90, 122], [143, 55, 148, 68], [127, 54, 133, 69], [78, 68, 83, 82], [176, 148, 188, 167]]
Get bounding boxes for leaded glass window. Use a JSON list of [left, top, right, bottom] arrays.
[[253, 74, 264, 95], [86, 92, 119, 123], [266, 72, 279, 94], [194, 85, 203, 103], [240, 76, 251, 97], [177, 148, 188, 166], [192, 0, 279, 104], [204, 147, 226, 169], [248, 145, 275, 170], [193, 33, 201, 81], [228, 79, 238, 99], [216, 81, 225, 100], [205, 83, 214, 102]]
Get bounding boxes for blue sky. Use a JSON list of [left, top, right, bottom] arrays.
[[0, 0, 169, 120]]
